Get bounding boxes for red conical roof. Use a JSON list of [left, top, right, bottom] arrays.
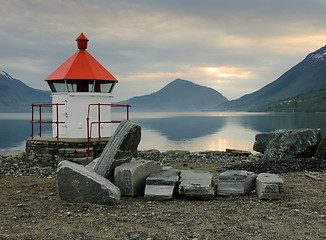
[[45, 33, 118, 82]]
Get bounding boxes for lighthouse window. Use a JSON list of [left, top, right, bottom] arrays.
[[67, 82, 77, 92], [47, 80, 67, 92], [100, 82, 114, 93]]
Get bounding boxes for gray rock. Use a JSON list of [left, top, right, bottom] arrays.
[[1, 150, 25, 159], [144, 185, 176, 201], [144, 169, 180, 201], [114, 159, 162, 196], [316, 135, 326, 159], [85, 157, 99, 171], [57, 160, 121, 205], [254, 128, 321, 159], [253, 133, 276, 153], [93, 120, 141, 180], [146, 168, 180, 185], [256, 173, 284, 200], [217, 170, 256, 196], [226, 149, 252, 157], [178, 170, 215, 200]]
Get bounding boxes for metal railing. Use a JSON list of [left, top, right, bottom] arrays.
[[30, 103, 65, 141], [86, 103, 131, 156]]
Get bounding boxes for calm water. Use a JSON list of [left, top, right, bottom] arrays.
[[1, 112, 326, 154]]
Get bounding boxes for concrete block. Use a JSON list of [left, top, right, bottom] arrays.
[[217, 170, 256, 196], [93, 120, 141, 180], [178, 170, 215, 200], [57, 160, 121, 205], [144, 185, 176, 201], [85, 157, 99, 171], [114, 159, 162, 196], [256, 173, 284, 200], [144, 169, 180, 201]]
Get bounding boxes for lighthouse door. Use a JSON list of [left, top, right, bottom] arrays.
[[52, 94, 68, 138]]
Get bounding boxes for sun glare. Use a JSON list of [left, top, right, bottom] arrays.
[[218, 73, 231, 77], [206, 67, 218, 72]]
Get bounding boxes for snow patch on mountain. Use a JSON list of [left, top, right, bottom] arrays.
[[0, 71, 13, 79], [307, 46, 326, 62]]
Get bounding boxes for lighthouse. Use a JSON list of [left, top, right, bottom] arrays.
[[26, 33, 130, 163], [45, 33, 118, 139]]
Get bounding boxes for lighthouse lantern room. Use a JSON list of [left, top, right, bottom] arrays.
[[45, 33, 118, 139]]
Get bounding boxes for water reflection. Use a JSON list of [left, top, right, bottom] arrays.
[[134, 115, 258, 152], [135, 116, 227, 141], [235, 112, 326, 135], [1, 112, 326, 154], [132, 112, 326, 152], [0, 113, 52, 154]]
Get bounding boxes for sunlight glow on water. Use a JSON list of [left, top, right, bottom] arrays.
[[137, 118, 259, 152], [1, 111, 326, 154]]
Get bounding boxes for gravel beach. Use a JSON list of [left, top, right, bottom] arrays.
[[1, 150, 326, 240]]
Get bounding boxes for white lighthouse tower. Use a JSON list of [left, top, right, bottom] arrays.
[[45, 33, 118, 139]]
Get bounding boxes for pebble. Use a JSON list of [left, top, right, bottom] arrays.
[[0, 155, 56, 178], [1, 150, 325, 179]]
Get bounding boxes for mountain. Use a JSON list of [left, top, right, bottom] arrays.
[[253, 85, 326, 112], [217, 45, 326, 111], [120, 79, 228, 111], [0, 71, 51, 112]]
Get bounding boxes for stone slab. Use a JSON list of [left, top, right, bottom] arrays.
[[85, 157, 99, 171], [144, 169, 180, 201], [114, 159, 162, 196], [145, 168, 180, 185], [178, 170, 215, 200], [217, 170, 256, 196], [57, 160, 121, 205], [93, 120, 141, 180], [144, 185, 176, 201], [256, 173, 284, 200]]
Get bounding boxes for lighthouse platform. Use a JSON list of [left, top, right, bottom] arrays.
[[25, 137, 110, 166]]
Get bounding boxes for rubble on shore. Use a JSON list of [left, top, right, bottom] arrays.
[[1, 149, 326, 178]]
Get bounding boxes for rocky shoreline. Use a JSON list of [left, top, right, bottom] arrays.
[[1, 149, 326, 178], [1, 149, 326, 239]]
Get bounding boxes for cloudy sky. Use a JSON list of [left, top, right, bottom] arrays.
[[1, 0, 326, 101]]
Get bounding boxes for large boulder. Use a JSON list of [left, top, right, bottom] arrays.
[[57, 160, 121, 205], [114, 159, 162, 196], [316, 135, 326, 159], [253, 132, 276, 153], [254, 128, 321, 159], [93, 120, 141, 180]]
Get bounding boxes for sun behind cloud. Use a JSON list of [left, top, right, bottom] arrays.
[[203, 66, 253, 79], [206, 67, 218, 72]]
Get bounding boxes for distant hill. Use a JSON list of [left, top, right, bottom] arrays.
[[0, 71, 51, 112], [217, 45, 326, 111], [120, 79, 228, 111], [253, 85, 326, 112]]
